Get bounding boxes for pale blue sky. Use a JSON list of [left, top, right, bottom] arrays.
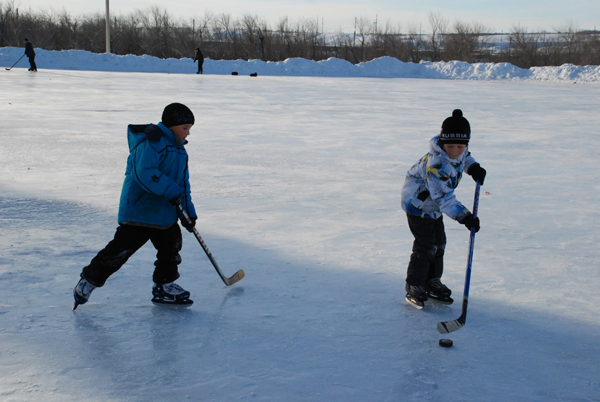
[[13, 0, 600, 33]]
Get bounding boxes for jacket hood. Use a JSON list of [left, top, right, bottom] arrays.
[[127, 122, 174, 152], [430, 135, 468, 163]]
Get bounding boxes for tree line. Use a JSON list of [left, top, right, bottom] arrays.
[[1, 2, 599, 69]]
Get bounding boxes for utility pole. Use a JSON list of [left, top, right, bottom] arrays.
[[105, 0, 111, 53]]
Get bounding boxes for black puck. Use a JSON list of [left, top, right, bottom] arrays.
[[439, 339, 453, 347]]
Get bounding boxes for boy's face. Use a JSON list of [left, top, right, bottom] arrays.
[[443, 143, 467, 159], [170, 124, 193, 141]]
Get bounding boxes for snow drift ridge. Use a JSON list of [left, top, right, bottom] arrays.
[[1, 46, 599, 82]]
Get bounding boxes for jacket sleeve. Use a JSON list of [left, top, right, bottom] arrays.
[[130, 141, 182, 201]]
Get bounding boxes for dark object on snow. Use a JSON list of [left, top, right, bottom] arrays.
[[439, 339, 453, 347], [250, 72, 258, 77], [194, 48, 204, 74], [231, 72, 238, 75], [24, 38, 37, 71]]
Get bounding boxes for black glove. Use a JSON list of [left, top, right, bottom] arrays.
[[180, 216, 197, 232], [460, 213, 480, 232], [467, 163, 486, 185], [169, 195, 181, 206]]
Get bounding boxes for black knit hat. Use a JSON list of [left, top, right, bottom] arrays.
[[161, 103, 195, 127], [440, 109, 470, 144]]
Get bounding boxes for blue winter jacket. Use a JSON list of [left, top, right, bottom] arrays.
[[401, 135, 477, 221], [118, 122, 197, 227]]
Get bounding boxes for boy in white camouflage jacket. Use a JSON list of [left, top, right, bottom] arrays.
[[401, 109, 486, 308]]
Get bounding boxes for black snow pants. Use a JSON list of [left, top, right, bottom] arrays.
[[82, 223, 183, 287], [405, 214, 447, 286], [28, 56, 37, 71]]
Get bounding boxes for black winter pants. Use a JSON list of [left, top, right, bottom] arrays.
[[405, 214, 447, 286], [82, 223, 183, 287], [28, 56, 37, 71]]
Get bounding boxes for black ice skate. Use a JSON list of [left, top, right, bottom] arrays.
[[427, 278, 454, 305], [152, 282, 193, 307], [405, 283, 428, 309], [73, 277, 96, 310]]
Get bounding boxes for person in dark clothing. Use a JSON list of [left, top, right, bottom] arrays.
[[24, 38, 37, 71], [194, 48, 204, 74]]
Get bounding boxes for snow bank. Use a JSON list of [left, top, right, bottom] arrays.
[[1, 46, 600, 82]]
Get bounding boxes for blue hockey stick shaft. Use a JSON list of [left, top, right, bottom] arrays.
[[437, 181, 481, 334]]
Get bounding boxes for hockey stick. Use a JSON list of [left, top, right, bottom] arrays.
[[437, 181, 481, 334], [5, 54, 25, 70], [177, 203, 245, 286]]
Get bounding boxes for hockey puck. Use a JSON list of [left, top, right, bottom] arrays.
[[439, 339, 453, 347]]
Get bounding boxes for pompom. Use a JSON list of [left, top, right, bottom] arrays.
[[452, 109, 463, 118]]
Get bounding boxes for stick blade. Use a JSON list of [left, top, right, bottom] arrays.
[[224, 269, 245, 286], [437, 318, 464, 334]]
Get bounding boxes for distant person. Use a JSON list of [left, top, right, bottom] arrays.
[[401, 109, 487, 309], [73, 103, 198, 310], [24, 37, 37, 71], [194, 48, 204, 74]]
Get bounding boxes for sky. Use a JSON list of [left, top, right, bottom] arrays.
[[11, 0, 600, 34]]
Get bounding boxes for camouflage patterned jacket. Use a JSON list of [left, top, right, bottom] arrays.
[[401, 135, 477, 221]]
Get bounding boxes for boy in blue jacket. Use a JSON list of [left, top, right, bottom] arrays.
[[73, 103, 198, 309], [401, 110, 486, 308]]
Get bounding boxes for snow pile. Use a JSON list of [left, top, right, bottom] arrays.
[[2, 46, 600, 81]]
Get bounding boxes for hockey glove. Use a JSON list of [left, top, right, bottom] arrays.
[[467, 163, 486, 185], [180, 216, 197, 232], [460, 213, 480, 233]]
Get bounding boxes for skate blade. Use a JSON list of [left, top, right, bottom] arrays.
[[405, 295, 425, 309], [427, 296, 454, 305], [151, 297, 193, 308]]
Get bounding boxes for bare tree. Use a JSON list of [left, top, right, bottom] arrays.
[[444, 20, 490, 63], [554, 22, 582, 64], [406, 22, 425, 62], [508, 24, 540, 68], [354, 16, 372, 62], [580, 31, 600, 65], [1, 2, 599, 67], [428, 12, 448, 61]]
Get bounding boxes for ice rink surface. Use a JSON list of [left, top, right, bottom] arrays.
[[1, 69, 599, 401]]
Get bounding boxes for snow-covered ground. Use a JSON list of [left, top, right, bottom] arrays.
[[0, 56, 599, 402], [2, 46, 600, 81]]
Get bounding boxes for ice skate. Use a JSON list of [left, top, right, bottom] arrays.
[[73, 277, 96, 310], [427, 278, 454, 305], [405, 283, 428, 309], [152, 282, 193, 307]]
